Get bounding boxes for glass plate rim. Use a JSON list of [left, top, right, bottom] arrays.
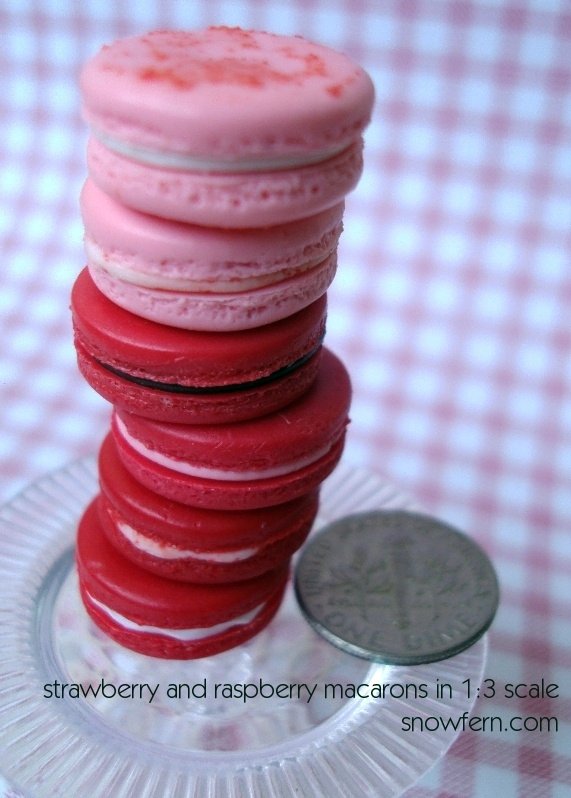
[[0, 457, 487, 798]]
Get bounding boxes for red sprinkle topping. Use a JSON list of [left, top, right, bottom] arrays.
[[327, 84, 344, 98], [99, 28, 338, 93]]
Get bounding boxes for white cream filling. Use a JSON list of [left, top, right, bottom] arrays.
[[118, 521, 258, 562], [86, 240, 323, 293], [116, 416, 331, 481], [87, 591, 264, 641], [93, 128, 348, 172]]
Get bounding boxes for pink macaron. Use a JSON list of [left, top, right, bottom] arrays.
[[112, 347, 351, 510], [80, 27, 375, 227], [81, 179, 342, 331], [97, 433, 319, 582], [77, 499, 289, 658]]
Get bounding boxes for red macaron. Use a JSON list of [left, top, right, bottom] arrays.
[[76, 499, 289, 659], [97, 434, 318, 582], [71, 268, 326, 424], [111, 347, 351, 510]]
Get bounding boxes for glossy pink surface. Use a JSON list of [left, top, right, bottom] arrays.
[[80, 27, 374, 158]]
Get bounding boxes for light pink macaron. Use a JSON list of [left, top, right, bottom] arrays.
[[80, 27, 374, 228], [81, 180, 343, 331]]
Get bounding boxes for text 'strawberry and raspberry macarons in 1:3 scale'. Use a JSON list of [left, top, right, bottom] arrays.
[[72, 26, 374, 658]]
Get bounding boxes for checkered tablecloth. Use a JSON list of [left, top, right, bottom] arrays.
[[1, 1, 570, 796]]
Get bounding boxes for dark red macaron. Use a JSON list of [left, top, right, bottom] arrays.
[[111, 347, 351, 510], [97, 434, 318, 582], [76, 499, 289, 659], [71, 268, 326, 424]]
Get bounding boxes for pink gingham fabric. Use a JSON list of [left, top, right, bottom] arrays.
[[1, 1, 570, 795]]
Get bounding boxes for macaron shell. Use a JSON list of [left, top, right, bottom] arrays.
[[79, 575, 286, 659], [98, 432, 320, 549], [114, 426, 346, 510], [76, 498, 290, 627], [75, 341, 323, 424], [87, 251, 337, 331], [114, 348, 351, 476], [81, 179, 344, 287], [87, 136, 363, 227], [97, 492, 316, 582], [71, 268, 327, 389], [80, 28, 375, 159]]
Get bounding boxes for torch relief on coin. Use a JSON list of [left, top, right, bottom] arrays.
[[294, 510, 499, 665]]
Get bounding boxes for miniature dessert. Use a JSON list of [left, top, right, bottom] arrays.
[[80, 27, 374, 227], [72, 267, 326, 424], [73, 26, 374, 658], [110, 348, 351, 510], [81, 180, 343, 331], [77, 501, 289, 659], [97, 434, 318, 583]]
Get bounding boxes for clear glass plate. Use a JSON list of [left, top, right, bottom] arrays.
[[0, 458, 486, 798]]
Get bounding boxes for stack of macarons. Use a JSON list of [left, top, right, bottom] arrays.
[[72, 26, 374, 659]]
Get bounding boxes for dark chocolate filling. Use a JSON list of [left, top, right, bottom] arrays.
[[99, 342, 322, 395]]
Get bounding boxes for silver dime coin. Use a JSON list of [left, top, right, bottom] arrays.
[[294, 510, 499, 664]]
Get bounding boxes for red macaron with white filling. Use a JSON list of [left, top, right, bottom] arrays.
[[76, 499, 290, 659], [97, 433, 318, 582], [112, 347, 351, 510]]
